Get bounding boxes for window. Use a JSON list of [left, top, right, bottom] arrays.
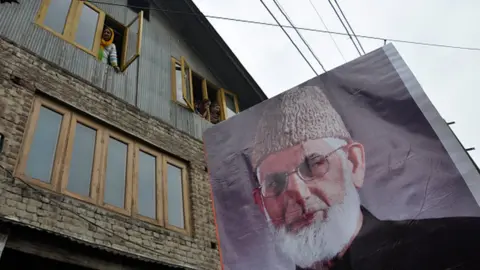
[[100, 131, 133, 215], [133, 145, 163, 225], [60, 114, 102, 203], [35, 0, 143, 72], [16, 97, 191, 234], [170, 57, 241, 123], [42, 0, 71, 35], [19, 101, 70, 189], [171, 57, 194, 110], [218, 89, 240, 120], [164, 157, 190, 233], [75, 3, 100, 51]]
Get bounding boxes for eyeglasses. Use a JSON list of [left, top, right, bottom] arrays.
[[256, 145, 346, 198]]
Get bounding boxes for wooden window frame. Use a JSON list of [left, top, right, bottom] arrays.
[[15, 97, 71, 191], [98, 130, 134, 216], [171, 57, 186, 108], [201, 79, 211, 121], [170, 57, 194, 111], [15, 96, 192, 235], [60, 114, 104, 204], [217, 88, 240, 121], [163, 156, 191, 235], [133, 144, 164, 226], [35, 0, 105, 57], [180, 56, 195, 111], [35, 0, 143, 72], [121, 11, 144, 72]]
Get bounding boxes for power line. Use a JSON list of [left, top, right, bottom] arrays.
[[258, 0, 318, 75], [327, 0, 362, 56], [333, 0, 365, 54], [84, 0, 480, 52], [271, 0, 326, 72], [307, 0, 346, 62]]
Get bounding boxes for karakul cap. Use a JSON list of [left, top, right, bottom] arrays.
[[251, 85, 350, 168]]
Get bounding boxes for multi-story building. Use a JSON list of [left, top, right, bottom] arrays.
[[0, 0, 267, 269]]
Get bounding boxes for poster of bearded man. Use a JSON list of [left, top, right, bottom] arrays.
[[203, 44, 480, 270]]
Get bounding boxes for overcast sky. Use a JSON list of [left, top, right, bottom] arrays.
[[192, 0, 480, 166]]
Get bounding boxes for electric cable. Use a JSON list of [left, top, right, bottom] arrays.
[[308, 0, 346, 62], [271, 0, 326, 72], [333, 0, 365, 54], [258, 0, 318, 75], [83, 0, 480, 52], [327, 0, 362, 56]]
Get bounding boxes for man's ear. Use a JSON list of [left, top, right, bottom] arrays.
[[252, 188, 265, 215], [347, 142, 366, 188]]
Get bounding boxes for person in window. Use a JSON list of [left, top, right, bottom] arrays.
[[199, 99, 211, 120], [99, 27, 119, 72], [195, 100, 202, 114], [210, 101, 221, 124]]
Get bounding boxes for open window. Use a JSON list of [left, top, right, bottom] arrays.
[[121, 11, 143, 71], [170, 56, 240, 123], [35, 0, 143, 72], [103, 15, 125, 68], [218, 89, 240, 120], [192, 73, 204, 104], [172, 56, 194, 110], [192, 72, 207, 117], [181, 57, 194, 110], [103, 10, 143, 72], [201, 79, 210, 121]]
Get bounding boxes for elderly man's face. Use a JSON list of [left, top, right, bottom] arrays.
[[256, 138, 365, 267]]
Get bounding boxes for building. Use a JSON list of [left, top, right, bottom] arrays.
[[0, 0, 267, 269]]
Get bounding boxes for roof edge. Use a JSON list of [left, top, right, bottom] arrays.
[[182, 0, 268, 102]]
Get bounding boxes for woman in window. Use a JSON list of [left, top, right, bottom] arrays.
[[99, 27, 119, 72], [198, 99, 211, 120], [210, 101, 221, 124]]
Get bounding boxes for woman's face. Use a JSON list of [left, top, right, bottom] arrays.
[[102, 29, 112, 40], [212, 104, 220, 113]]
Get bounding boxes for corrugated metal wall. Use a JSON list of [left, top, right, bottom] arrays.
[[0, 0, 215, 140]]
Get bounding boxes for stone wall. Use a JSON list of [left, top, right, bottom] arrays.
[[0, 37, 219, 269]]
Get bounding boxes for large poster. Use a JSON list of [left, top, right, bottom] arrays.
[[203, 44, 480, 270]]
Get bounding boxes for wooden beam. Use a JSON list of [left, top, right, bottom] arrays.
[[6, 234, 138, 270], [0, 227, 10, 258]]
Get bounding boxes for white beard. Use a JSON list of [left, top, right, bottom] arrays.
[[264, 159, 361, 269]]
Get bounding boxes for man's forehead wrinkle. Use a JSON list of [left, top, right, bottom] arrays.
[[303, 139, 333, 156], [260, 145, 304, 172]]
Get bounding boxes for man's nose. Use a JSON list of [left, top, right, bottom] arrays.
[[284, 174, 311, 208]]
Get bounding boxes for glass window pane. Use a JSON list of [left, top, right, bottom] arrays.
[[184, 65, 192, 104], [137, 151, 156, 219], [67, 123, 96, 197], [175, 63, 186, 106], [25, 106, 63, 183], [75, 4, 99, 50], [125, 15, 139, 62], [167, 163, 184, 228], [104, 137, 127, 208], [43, 0, 72, 34], [225, 93, 237, 119]]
